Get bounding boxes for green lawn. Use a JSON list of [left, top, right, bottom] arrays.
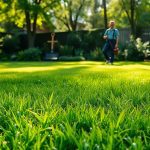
[[0, 61, 150, 150]]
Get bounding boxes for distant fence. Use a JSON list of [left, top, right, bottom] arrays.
[[0, 27, 149, 52], [18, 27, 150, 48], [33, 27, 150, 49], [141, 27, 150, 41], [118, 28, 131, 45], [19, 29, 105, 51], [118, 27, 150, 44]]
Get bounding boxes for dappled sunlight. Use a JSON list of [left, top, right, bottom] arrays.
[[0, 61, 102, 73], [0, 62, 92, 73], [91, 65, 150, 83], [0, 62, 149, 75], [0, 62, 149, 149], [0, 66, 73, 73]]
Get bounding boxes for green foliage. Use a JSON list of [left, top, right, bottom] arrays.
[[58, 56, 85, 61], [135, 0, 150, 27], [0, 0, 61, 30], [74, 49, 83, 56], [59, 33, 83, 56], [17, 48, 41, 61], [88, 48, 104, 61], [117, 51, 125, 61], [81, 31, 104, 53], [0, 53, 9, 61], [0, 0, 150, 33], [0, 62, 149, 149], [53, 0, 93, 31], [81, 33, 95, 52], [136, 38, 150, 59], [67, 33, 82, 49], [126, 36, 145, 61], [59, 45, 74, 56], [3, 34, 20, 54]]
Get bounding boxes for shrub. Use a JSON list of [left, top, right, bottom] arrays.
[[136, 38, 150, 60], [74, 49, 83, 56], [67, 33, 82, 49], [81, 31, 104, 53], [59, 45, 73, 56], [0, 53, 9, 61], [81, 33, 94, 53], [17, 48, 41, 61], [126, 36, 145, 61], [88, 48, 104, 61], [3, 34, 20, 55], [59, 56, 85, 61], [10, 54, 17, 61], [117, 51, 125, 61]]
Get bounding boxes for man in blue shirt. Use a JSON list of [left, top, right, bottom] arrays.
[[103, 21, 119, 64]]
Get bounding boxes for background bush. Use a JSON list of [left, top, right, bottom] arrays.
[[2, 34, 20, 55], [67, 33, 82, 50], [59, 45, 73, 56], [136, 38, 150, 60], [81, 31, 104, 54], [0, 29, 105, 60], [74, 49, 83, 56], [117, 51, 125, 61], [17, 48, 42, 61], [0, 53, 9, 61], [126, 36, 145, 61], [87, 48, 104, 61], [81, 33, 95, 53]]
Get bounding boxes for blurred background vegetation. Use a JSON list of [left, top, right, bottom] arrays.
[[0, 0, 150, 61]]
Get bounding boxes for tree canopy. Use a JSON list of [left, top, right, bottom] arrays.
[[0, 0, 150, 35], [0, 0, 61, 47]]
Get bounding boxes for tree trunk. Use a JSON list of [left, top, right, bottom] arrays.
[[68, 0, 85, 31], [130, 0, 135, 36], [27, 32, 36, 48], [25, 10, 36, 48], [24, 0, 41, 48], [121, 0, 136, 36], [103, 0, 108, 29], [72, 23, 77, 31]]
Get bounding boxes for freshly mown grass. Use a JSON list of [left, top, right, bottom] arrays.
[[0, 61, 150, 150]]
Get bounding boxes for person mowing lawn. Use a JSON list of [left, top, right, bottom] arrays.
[[103, 20, 119, 64]]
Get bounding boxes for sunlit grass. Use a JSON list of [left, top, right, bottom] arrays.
[[0, 61, 150, 149]]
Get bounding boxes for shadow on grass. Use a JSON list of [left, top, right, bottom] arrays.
[[114, 61, 150, 66], [0, 65, 91, 81], [0, 61, 149, 69], [0, 61, 149, 83], [0, 61, 94, 68]]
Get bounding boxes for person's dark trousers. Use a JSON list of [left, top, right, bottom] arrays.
[[103, 39, 116, 63]]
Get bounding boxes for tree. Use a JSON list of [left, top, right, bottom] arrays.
[[106, 0, 129, 28], [119, 0, 150, 36], [119, 0, 136, 35], [21, 0, 43, 48], [87, 0, 112, 29], [86, 0, 103, 29], [53, 0, 92, 31], [134, 0, 150, 27], [106, 0, 150, 29], [103, 0, 108, 29], [0, 0, 61, 48]]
